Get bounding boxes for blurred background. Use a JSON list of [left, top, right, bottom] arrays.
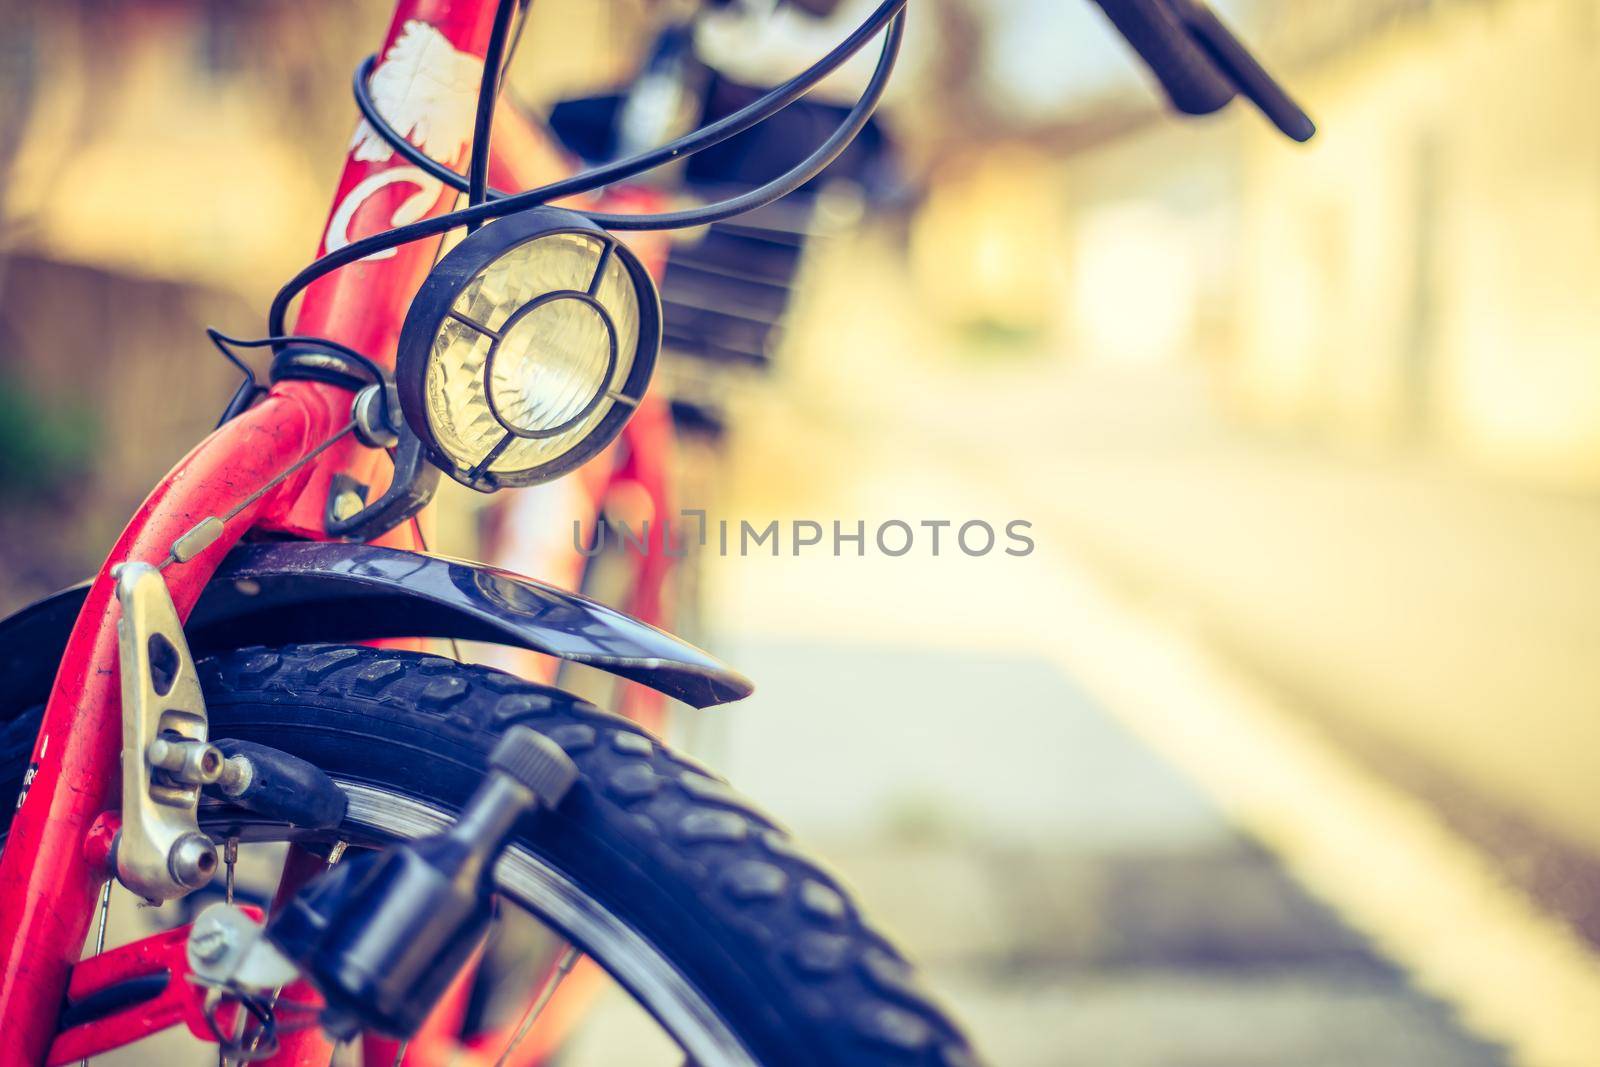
[[4, 0, 1600, 1063]]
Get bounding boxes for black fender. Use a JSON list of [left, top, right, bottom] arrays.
[[0, 542, 751, 719]]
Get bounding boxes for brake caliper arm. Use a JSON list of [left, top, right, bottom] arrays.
[[113, 562, 234, 902]]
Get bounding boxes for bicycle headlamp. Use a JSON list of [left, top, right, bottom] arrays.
[[397, 207, 660, 491]]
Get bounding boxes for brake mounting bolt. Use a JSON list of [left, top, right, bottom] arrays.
[[168, 832, 219, 891]]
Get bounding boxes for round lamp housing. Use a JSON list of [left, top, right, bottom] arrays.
[[396, 207, 661, 492]]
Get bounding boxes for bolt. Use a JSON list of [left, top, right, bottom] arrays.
[[352, 384, 400, 449], [168, 832, 218, 889], [147, 738, 224, 786], [190, 915, 235, 964]]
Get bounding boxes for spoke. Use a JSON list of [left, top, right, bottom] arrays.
[[494, 944, 582, 1067], [244, 842, 350, 1058], [91, 878, 112, 953], [224, 837, 238, 905], [392, 1040, 409, 1067], [77, 879, 115, 1067]]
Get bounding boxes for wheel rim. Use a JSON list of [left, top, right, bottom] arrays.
[[332, 780, 754, 1067], [6, 779, 758, 1065]]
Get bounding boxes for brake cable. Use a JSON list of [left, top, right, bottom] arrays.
[[268, 0, 905, 344], [156, 419, 357, 570]]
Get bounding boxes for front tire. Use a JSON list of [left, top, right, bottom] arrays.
[[0, 643, 980, 1067]]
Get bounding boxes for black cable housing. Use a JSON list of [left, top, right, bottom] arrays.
[[465, 0, 517, 229], [210, 329, 388, 424], [350, 0, 905, 205], [596, 12, 902, 231], [270, 0, 905, 341]]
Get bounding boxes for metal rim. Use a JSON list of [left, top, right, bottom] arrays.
[[207, 781, 756, 1067]]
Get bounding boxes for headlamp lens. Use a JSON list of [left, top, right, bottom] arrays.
[[489, 297, 614, 435], [401, 212, 658, 490]]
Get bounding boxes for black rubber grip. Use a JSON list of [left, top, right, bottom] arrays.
[[1178, 0, 1315, 141], [1091, 0, 1236, 116]]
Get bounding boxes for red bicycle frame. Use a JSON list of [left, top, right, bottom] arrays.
[[0, 1, 634, 1062]]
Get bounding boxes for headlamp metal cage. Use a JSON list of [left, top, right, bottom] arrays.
[[396, 206, 662, 493]]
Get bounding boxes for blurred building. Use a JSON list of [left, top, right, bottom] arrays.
[[885, 0, 1600, 947], [917, 0, 1600, 488], [0, 0, 376, 601]]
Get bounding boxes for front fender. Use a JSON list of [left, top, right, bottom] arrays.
[[0, 542, 751, 717]]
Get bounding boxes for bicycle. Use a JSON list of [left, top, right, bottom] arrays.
[[0, 1, 1311, 1063]]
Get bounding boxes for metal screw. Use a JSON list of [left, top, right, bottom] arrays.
[[190, 914, 235, 964]]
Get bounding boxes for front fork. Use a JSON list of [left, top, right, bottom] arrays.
[[0, 0, 507, 1059], [4, 377, 440, 1065], [0, 383, 358, 1062]]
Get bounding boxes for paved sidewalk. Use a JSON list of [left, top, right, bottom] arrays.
[[649, 638, 1508, 1067]]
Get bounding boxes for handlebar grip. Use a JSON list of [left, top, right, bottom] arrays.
[[1090, 0, 1236, 116], [1178, 0, 1315, 142]]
